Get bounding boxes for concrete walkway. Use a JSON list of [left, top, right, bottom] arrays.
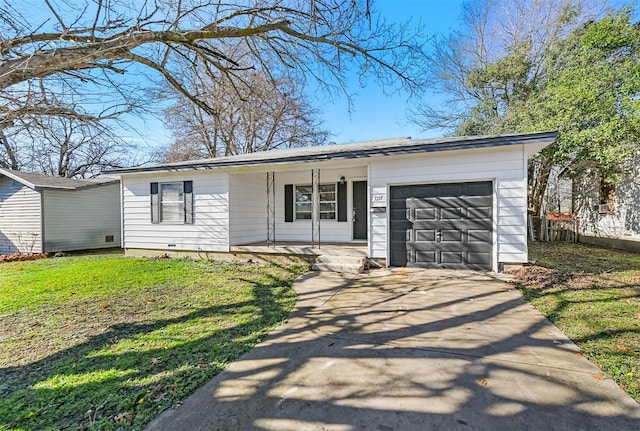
[[146, 269, 640, 430]]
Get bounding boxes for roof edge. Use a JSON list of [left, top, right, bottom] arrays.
[[0, 168, 37, 189], [0, 168, 120, 190], [106, 131, 558, 175]]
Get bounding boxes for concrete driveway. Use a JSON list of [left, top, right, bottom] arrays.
[[147, 269, 640, 430]]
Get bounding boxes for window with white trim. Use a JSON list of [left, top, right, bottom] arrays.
[[151, 181, 193, 224], [161, 182, 185, 222], [295, 183, 336, 220]]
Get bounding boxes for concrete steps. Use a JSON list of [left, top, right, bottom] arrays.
[[311, 255, 366, 274]]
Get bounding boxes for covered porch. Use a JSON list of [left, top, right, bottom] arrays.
[[227, 162, 371, 253]]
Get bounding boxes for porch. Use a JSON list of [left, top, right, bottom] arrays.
[[228, 165, 370, 250], [231, 241, 368, 257], [230, 241, 370, 273]]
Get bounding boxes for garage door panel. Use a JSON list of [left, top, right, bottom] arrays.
[[441, 229, 462, 242], [441, 251, 464, 265], [415, 229, 436, 242], [415, 250, 437, 264], [468, 206, 492, 220], [468, 229, 492, 243], [389, 181, 493, 270], [468, 252, 492, 265], [414, 220, 489, 232], [414, 207, 437, 220], [464, 195, 492, 205], [441, 207, 463, 220]]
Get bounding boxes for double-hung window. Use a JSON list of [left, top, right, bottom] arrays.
[[295, 183, 336, 220], [161, 183, 185, 222], [151, 181, 193, 224]]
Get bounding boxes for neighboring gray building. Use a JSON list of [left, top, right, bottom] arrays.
[[0, 168, 121, 254], [573, 154, 640, 245]]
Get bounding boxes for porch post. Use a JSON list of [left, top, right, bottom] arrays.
[[311, 168, 320, 249], [266, 171, 276, 247]]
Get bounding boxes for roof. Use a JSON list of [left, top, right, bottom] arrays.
[[0, 168, 119, 190], [106, 131, 557, 174]]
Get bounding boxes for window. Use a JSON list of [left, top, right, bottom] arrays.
[[161, 182, 185, 222], [295, 183, 336, 220], [151, 181, 193, 224], [598, 178, 616, 214]]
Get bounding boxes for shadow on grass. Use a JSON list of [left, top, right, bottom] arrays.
[[0, 269, 298, 431]]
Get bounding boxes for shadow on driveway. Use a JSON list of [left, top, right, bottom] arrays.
[[147, 269, 640, 430]]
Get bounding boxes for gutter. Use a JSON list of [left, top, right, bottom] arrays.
[[105, 131, 558, 175]]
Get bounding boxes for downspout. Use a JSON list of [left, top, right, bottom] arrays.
[[39, 188, 45, 254], [267, 171, 276, 248], [521, 143, 529, 269], [311, 169, 320, 249], [119, 177, 124, 251]]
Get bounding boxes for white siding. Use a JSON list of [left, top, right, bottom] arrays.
[[42, 183, 121, 252], [229, 172, 267, 245], [273, 167, 367, 243], [0, 176, 42, 254], [369, 145, 528, 268], [122, 171, 229, 252]]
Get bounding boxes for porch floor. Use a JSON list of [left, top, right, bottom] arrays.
[[230, 241, 368, 257]]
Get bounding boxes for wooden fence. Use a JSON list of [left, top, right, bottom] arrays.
[[528, 214, 578, 242]]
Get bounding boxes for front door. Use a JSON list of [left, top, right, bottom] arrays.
[[352, 181, 367, 240]]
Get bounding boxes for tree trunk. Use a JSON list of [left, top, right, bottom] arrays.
[[0, 126, 19, 169], [529, 156, 552, 216], [528, 156, 553, 240]]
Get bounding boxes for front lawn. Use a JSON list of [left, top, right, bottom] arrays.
[[0, 254, 306, 430], [513, 242, 640, 403]]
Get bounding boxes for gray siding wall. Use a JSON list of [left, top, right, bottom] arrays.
[[0, 176, 42, 254], [42, 182, 121, 252], [575, 156, 640, 240], [229, 172, 267, 245]]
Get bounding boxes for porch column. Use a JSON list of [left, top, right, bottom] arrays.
[[266, 171, 276, 247], [311, 168, 320, 249]]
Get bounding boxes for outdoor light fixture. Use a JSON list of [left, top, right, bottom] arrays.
[[340, 176, 346, 184]]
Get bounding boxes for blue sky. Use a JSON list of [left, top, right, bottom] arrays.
[[316, 0, 467, 143]]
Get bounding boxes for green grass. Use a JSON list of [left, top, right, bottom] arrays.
[[0, 254, 307, 430], [514, 242, 640, 402]]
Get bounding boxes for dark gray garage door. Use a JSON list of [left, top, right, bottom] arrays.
[[389, 181, 493, 270]]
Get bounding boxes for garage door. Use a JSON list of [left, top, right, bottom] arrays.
[[389, 181, 493, 270]]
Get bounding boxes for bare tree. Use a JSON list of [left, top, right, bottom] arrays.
[[0, 0, 427, 174], [0, 75, 141, 173], [21, 115, 137, 178], [159, 62, 330, 161]]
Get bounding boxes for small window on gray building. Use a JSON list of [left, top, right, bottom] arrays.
[[598, 177, 616, 214]]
